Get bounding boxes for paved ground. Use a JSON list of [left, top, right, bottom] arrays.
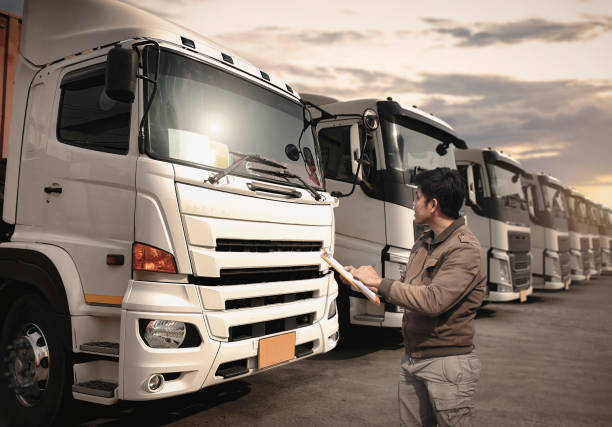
[[64, 273, 612, 426]]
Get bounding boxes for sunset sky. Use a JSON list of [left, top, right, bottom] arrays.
[[5, 0, 612, 206]]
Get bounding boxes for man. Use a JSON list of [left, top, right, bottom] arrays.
[[344, 167, 486, 427]]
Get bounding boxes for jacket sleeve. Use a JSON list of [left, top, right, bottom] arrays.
[[378, 243, 482, 317]]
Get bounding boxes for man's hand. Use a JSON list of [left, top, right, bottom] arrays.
[[344, 265, 383, 294]]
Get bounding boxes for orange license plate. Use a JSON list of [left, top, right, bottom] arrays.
[[519, 290, 527, 302], [258, 332, 296, 369]]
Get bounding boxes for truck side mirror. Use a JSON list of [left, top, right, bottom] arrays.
[[349, 123, 363, 183], [106, 47, 138, 103], [466, 164, 478, 206]]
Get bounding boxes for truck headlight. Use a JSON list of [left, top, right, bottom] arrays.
[[143, 320, 187, 348], [489, 256, 511, 285]]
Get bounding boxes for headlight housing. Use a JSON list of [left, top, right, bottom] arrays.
[[143, 320, 187, 349], [489, 255, 511, 286]]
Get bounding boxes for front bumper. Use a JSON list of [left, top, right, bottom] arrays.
[[487, 285, 533, 302], [119, 280, 339, 401]]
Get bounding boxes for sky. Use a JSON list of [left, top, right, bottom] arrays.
[[4, 0, 611, 206]]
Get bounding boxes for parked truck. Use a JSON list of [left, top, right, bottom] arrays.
[[563, 187, 595, 280], [455, 149, 532, 302], [586, 198, 603, 275], [0, 1, 339, 424], [301, 95, 465, 334], [599, 205, 612, 272], [521, 173, 571, 290]]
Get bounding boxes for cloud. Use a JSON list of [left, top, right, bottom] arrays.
[[421, 16, 612, 46], [494, 143, 567, 160]]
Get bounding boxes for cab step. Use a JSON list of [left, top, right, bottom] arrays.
[[72, 380, 117, 398], [80, 342, 119, 356]]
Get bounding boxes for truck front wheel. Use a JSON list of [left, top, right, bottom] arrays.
[[0, 295, 70, 426]]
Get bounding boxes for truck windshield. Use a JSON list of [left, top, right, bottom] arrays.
[[380, 116, 455, 181], [542, 183, 568, 218], [568, 196, 586, 221], [486, 163, 526, 208], [145, 49, 322, 189]]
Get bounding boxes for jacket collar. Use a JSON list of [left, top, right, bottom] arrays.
[[424, 216, 465, 245]]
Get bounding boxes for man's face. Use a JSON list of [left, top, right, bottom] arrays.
[[414, 187, 435, 224]]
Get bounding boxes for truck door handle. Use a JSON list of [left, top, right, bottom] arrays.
[[44, 186, 63, 194]]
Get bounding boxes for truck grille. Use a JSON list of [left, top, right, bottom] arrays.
[[226, 291, 314, 310], [558, 235, 570, 253], [509, 251, 531, 291], [190, 265, 322, 286], [508, 231, 531, 253], [228, 313, 314, 342], [216, 239, 322, 253], [580, 237, 589, 251]]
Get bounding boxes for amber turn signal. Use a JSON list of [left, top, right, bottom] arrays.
[[133, 243, 177, 273]]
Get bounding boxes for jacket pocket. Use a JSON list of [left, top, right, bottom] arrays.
[[420, 257, 439, 286]]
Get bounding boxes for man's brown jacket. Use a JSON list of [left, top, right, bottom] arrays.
[[378, 216, 486, 358]]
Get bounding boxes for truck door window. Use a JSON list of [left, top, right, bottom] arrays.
[[57, 64, 131, 154], [318, 125, 354, 183]]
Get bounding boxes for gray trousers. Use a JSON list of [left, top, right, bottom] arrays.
[[399, 350, 481, 427]]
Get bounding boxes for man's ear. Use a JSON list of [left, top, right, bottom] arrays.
[[430, 198, 439, 212]]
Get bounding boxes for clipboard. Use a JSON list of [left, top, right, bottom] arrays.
[[321, 250, 380, 305]]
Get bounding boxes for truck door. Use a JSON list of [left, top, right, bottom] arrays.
[[317, 122, 386, 270], [40, 59, 137, 305]]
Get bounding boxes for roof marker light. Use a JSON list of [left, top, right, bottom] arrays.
[[181, 37, 195, 49], [286, 84, 293, 93], [261, 71, 270, 81], [221, 53, 234, 64]]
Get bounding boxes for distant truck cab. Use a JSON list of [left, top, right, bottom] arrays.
[[598, 205, 612, 272], [563, 188, 596, 280], [456, 149, 532, 302], [521, 173, 571, 290]]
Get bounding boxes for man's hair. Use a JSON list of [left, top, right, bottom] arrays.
[[414, 167, 466, 219]]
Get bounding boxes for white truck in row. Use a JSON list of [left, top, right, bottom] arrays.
[[564, 188, 597, 280], [0, 1, 339, 424], [302, 94, 467, 333], [521, 173, 571, 290], [456, 149, 533, 302]]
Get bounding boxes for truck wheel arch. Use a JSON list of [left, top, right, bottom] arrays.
[[0, 246, 78, 350]]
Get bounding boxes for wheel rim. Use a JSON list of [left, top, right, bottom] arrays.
[[6, 323, 50, 407]]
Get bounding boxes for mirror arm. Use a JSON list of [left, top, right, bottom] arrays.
[[130, 39, 161, 153]]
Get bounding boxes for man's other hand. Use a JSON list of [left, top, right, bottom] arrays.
[[344, 265, 383, 294]]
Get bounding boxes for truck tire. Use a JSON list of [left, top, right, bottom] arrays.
[[0, 295, 70, 426]]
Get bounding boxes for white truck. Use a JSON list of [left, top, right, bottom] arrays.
[[598, 205, 612, 273], [586, 199, 603, 275], [301, 95, 465, 334], [521, 173, 571, 290], [455, 149, 532, 302], [0, 1, 339, 424], [563, 187, 596, 280]]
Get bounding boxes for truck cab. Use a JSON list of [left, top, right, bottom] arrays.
[[455, 149, 532, 302], [0, 1, 338, 424], [563, 188, 595, 280], [586, 199, 603, 275], [302, 96, 464, 332], [599, 205, 612, 272], [521, 173, 571, 290]]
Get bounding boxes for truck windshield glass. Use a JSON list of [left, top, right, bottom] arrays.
[[486, 163, 525, 206], [145, 49, 322, 188], [380, 116, 455, 181], [568, 196, 586, 220], [542, 183, 568, 218]]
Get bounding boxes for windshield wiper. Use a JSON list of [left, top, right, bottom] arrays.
[[208, 151, 287, 184], [248, 167, 323, 201]]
